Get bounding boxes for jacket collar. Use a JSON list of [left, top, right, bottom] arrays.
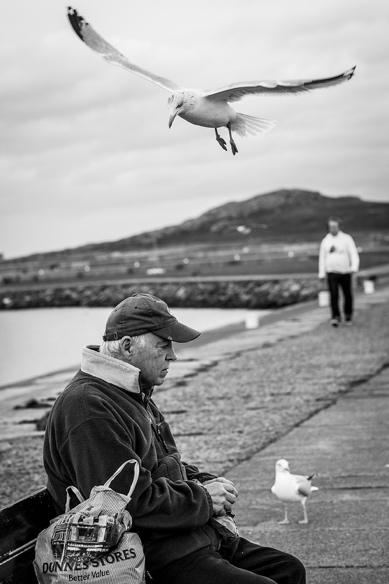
[[327, 230, 344, 238], [81, 346, 141, 394]]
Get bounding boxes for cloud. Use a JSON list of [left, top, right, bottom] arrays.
[[1, 0, 388, 257]]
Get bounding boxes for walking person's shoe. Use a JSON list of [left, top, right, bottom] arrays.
[[330, 318, 340, 327], [344, 318, 353, 326]]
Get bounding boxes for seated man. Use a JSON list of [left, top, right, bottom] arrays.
[[44, 292, 306, 584]]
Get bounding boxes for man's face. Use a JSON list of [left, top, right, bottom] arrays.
[[328, 220, 339, 236], [129, 333, 177, 386]]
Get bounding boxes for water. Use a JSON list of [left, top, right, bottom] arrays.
[[0, 306, 259, 386]]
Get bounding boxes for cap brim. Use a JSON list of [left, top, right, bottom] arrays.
[[154, 320, 201, 343]]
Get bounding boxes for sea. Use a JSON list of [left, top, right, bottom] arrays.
[[0, 306, 263, 386]]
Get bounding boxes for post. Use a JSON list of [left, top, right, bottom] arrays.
[[363, 279, 375, 294], [318, 290, 330, 307], [245, 312, 260, 329]]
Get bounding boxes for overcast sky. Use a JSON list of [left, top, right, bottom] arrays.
[[1, 0, 388, 258]]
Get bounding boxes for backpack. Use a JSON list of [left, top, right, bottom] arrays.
[[34, 459, 145, 584]]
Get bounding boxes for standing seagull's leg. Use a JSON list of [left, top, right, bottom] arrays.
[[298, 498, 309, 524], [227, 122, 238, 156], [215, 128, 227, 151], [278, 504, 290, 524]]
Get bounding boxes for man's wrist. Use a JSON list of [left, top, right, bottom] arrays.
[[190, 479, 214, 517], [198, 483, 214, 517]]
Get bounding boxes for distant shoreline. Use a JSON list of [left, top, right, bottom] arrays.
[[0, 276, 320, 311]]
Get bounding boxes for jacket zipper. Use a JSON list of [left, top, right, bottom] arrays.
[[143, 398, 169, 452], [155, 423, 169, 451]]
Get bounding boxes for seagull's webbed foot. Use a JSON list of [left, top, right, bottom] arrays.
[[215, 129, 227, 151], [227, 122, 239, 156], [230, 140, 238, 156]]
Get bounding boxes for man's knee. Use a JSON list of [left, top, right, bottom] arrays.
[[283, 553, 306, 584]]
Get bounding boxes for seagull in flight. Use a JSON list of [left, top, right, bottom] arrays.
[[67, 7, 356, 156], [271, 458, 318, 524]]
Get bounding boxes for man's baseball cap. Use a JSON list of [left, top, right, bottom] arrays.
[[103, 293, 200, 343]]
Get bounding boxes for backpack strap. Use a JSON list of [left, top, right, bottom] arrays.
[[103, 459, 140, 498]]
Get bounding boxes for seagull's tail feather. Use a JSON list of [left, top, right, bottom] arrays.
[[231, 113, 276, 137]]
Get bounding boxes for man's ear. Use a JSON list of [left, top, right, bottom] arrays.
[[119, 336, 133, 357]]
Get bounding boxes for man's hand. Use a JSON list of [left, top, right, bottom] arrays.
[[202, 477, 238, 516], [203, 477, 238, 491]]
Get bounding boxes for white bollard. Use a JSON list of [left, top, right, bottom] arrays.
[[245, 312, 260, 329], [363, 279, 375, 294], [318, 290, 330, 307]]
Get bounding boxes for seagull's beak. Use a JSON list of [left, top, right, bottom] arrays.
[[168, 109, 178, 128]]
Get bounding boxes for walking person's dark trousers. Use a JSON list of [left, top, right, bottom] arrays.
[[327, 272, 353, 321], [151, 537, 306, 584]]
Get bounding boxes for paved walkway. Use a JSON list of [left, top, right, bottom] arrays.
[[228, 356, 389, 583]]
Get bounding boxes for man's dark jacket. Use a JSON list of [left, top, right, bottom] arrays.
[[43, 346, 223, 572]]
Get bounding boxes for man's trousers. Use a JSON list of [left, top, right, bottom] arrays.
[[327, 272, 353, 320], [151, 536, 306, 584]]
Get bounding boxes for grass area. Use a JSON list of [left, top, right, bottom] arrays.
[[3, 251, 389, 289], [2, 249, 389, 287]]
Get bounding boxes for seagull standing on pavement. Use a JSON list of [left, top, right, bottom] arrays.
[[67, 7, 356, 155], [271, 458, 318, 524]]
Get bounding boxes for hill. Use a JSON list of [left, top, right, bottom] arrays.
[[77, 188, 389, 253], [7, 189, 389, 261]]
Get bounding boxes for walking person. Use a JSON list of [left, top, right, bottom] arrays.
[[44, 292, 306, 583], [319, 218, 360, 326]]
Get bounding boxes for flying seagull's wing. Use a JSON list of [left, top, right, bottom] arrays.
[[204, 67, 356, 103], [67, 7, 180, 92]]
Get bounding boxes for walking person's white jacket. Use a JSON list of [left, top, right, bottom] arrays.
[[318, 231, 360, 279]]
